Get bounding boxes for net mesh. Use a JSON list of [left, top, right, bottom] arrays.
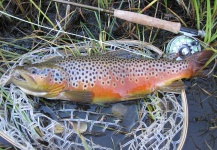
[[0, 40, 188, 149]]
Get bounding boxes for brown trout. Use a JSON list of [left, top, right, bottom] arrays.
[[11, 50, 213, 103]]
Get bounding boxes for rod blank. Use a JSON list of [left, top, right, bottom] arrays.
[[52, 0, 199, 35]]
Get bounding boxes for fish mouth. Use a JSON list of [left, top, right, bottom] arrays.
[[11, 69, 37, 90], [13, 72, 26, 82], [11, 70, 49, 97]]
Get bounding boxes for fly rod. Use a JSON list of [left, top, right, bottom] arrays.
[[52, 0, 205, 37]]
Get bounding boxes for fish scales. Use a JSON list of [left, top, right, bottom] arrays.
[[51, 56, 192, 102], [57, 56, 190, 88], [11, 50, 213, 103]]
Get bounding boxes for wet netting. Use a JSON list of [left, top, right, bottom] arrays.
[[0, 40, 188, 150]]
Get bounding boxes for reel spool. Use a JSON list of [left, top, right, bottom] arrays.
[[166, 35, 201, 60]]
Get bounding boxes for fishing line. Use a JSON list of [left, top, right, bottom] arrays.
[[0, 10, 153, 58]]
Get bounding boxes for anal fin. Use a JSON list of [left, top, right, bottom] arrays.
[[61, 90, 94, 103], [158, 80, 186, 94]]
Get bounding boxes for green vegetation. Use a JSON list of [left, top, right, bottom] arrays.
[[0, 0, 216, 61]]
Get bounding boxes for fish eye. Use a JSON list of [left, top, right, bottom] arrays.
[[29, 67, 38, 74]]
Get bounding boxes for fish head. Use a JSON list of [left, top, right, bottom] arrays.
[[11, 63, 69, 98]]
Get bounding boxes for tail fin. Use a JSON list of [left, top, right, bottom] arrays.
[[186, 50, 215, 76]]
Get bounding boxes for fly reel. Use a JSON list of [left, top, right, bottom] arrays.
[[166, 35, 201, 60]]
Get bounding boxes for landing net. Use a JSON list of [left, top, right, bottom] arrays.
[[0, 40, 188, 149]]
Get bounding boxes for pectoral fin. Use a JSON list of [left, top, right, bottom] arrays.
[[158, 80, 186, 93], [61, 90, 94, 103]]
